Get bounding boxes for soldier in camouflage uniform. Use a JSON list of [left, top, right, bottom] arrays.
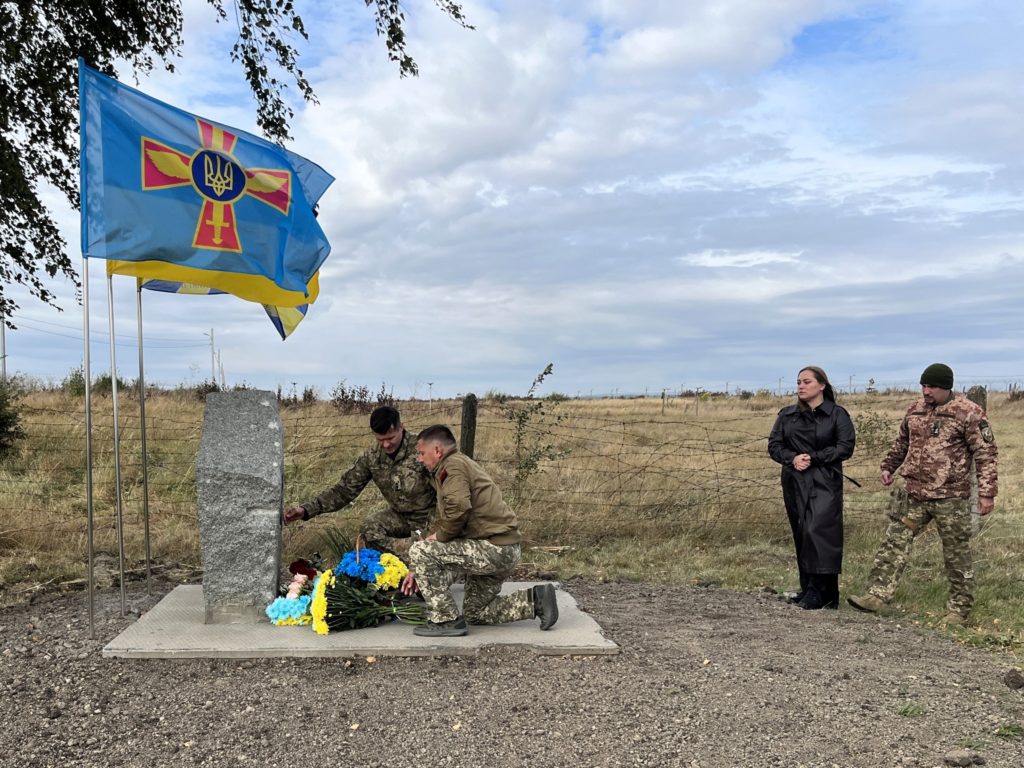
[[848, 364, 998, 624], [283, 406, 435, 557], [401, 424, 559, 637]]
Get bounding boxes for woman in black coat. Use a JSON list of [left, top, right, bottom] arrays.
[[768, 366, 856, 609]]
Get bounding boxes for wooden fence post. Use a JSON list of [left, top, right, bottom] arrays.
[[461, 393, 478, 459], [966, 385, 987, 531]]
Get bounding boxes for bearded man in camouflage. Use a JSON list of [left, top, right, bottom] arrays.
[[283, 406, 435, 558], [848, 364, 998, 624], [401, 424, 559, 637]]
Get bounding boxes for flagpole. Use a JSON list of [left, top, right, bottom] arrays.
[[82, 257, 96, 639], [136, 281, 152, 595], [1, 317, 7, 381], [107, 274, 127, 616]]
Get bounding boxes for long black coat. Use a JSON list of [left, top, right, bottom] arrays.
[[768, 400, 856, 574]]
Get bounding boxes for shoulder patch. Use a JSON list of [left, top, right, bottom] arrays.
[[438, 468, 448, 484], [979, 420, 995, 443]]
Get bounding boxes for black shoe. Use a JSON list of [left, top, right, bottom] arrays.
[[798, 587, 824, 610], [800, 578, 839, 610], [533, 584, 559, 630], [413, 617, 468, 637], [786, 589, 806, 605]]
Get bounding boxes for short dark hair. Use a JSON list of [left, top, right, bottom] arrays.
[[417, 424, 457, 449], [369, 406, 401, 435]]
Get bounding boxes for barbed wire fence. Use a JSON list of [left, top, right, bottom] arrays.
[[2, 390, 1022, 582]]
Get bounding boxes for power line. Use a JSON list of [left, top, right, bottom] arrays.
[[9, 315, 208, 348]]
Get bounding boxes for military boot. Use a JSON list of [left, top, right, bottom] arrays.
[[533, 584, 559, 630], [413, 617, 468, 637], [941, 612, 967, 626], [847, 594, 885, 613]]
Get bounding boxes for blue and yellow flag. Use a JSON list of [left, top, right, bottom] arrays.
[[138, 274, 314, 340], [79, 61, 333, 308]]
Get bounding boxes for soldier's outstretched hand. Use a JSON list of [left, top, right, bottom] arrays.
[[881, 470, 894, 486], [978, 496, 994, 516], [400, 572, 418, 596], [283, 506, 305, 525]]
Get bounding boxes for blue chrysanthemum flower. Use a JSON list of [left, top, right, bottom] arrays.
[[265, 595, 312, 624], [335, 549, 386, 582]]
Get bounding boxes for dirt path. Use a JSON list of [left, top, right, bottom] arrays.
[[2, 578, 1022, 767]]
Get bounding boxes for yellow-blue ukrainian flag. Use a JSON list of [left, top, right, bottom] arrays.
[[138, 275, 315, 340], [79, 60, 333, 317]]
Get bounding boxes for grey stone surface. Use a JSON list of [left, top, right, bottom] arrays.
[[102, 583, 620, 658], [196, 390, 283, 623]]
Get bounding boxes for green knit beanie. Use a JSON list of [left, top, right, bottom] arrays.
[[920, 363, 954, 390]]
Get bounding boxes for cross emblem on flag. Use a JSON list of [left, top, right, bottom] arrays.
[[141, 121, 293, 253]]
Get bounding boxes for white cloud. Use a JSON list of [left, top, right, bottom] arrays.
[[682, 249, 803, 268], [8, 0, 1024, 396]]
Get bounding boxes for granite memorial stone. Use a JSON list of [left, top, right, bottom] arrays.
[[197, 390, 283, 623]]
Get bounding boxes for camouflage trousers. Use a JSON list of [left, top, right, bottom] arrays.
[[865, 495, 975, 616], [359, 505, 430, 558], [408, 539, 533, 625]]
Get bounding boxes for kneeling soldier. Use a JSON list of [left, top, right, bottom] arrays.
[[402, 424, 558, 637]]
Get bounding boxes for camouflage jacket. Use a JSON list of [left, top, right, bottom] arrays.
[[430, 448, 521, 546], [881, 395, 998, 501], [301, 429, 436, 520]]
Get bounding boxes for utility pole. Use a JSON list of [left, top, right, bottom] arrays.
[[217, 351, 225, 389], [849, 374, 854, 393], [203, 328, 216, 384], [428, 382, 434, 409], [0, 318, 6, 382], [777, 377, 782, 395]]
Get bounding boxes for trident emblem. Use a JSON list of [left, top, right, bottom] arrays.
[[204, 153, 234, 197]]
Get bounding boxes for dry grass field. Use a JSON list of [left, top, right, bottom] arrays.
[[1, 387, 1022, 650]]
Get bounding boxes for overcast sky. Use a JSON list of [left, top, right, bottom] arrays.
[[10, 0, 1024, 398]]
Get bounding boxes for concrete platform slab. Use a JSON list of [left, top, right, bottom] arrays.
[[102, 583, 619, 659]]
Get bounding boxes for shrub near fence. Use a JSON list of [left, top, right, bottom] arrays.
[[1, 389, 1023, 644]]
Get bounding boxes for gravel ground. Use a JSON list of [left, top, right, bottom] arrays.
[[2, 576, 1023, 768]]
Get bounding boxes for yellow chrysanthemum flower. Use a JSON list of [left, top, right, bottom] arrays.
[[374, 553, 409, 590], [310, 572, 334, 636]]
